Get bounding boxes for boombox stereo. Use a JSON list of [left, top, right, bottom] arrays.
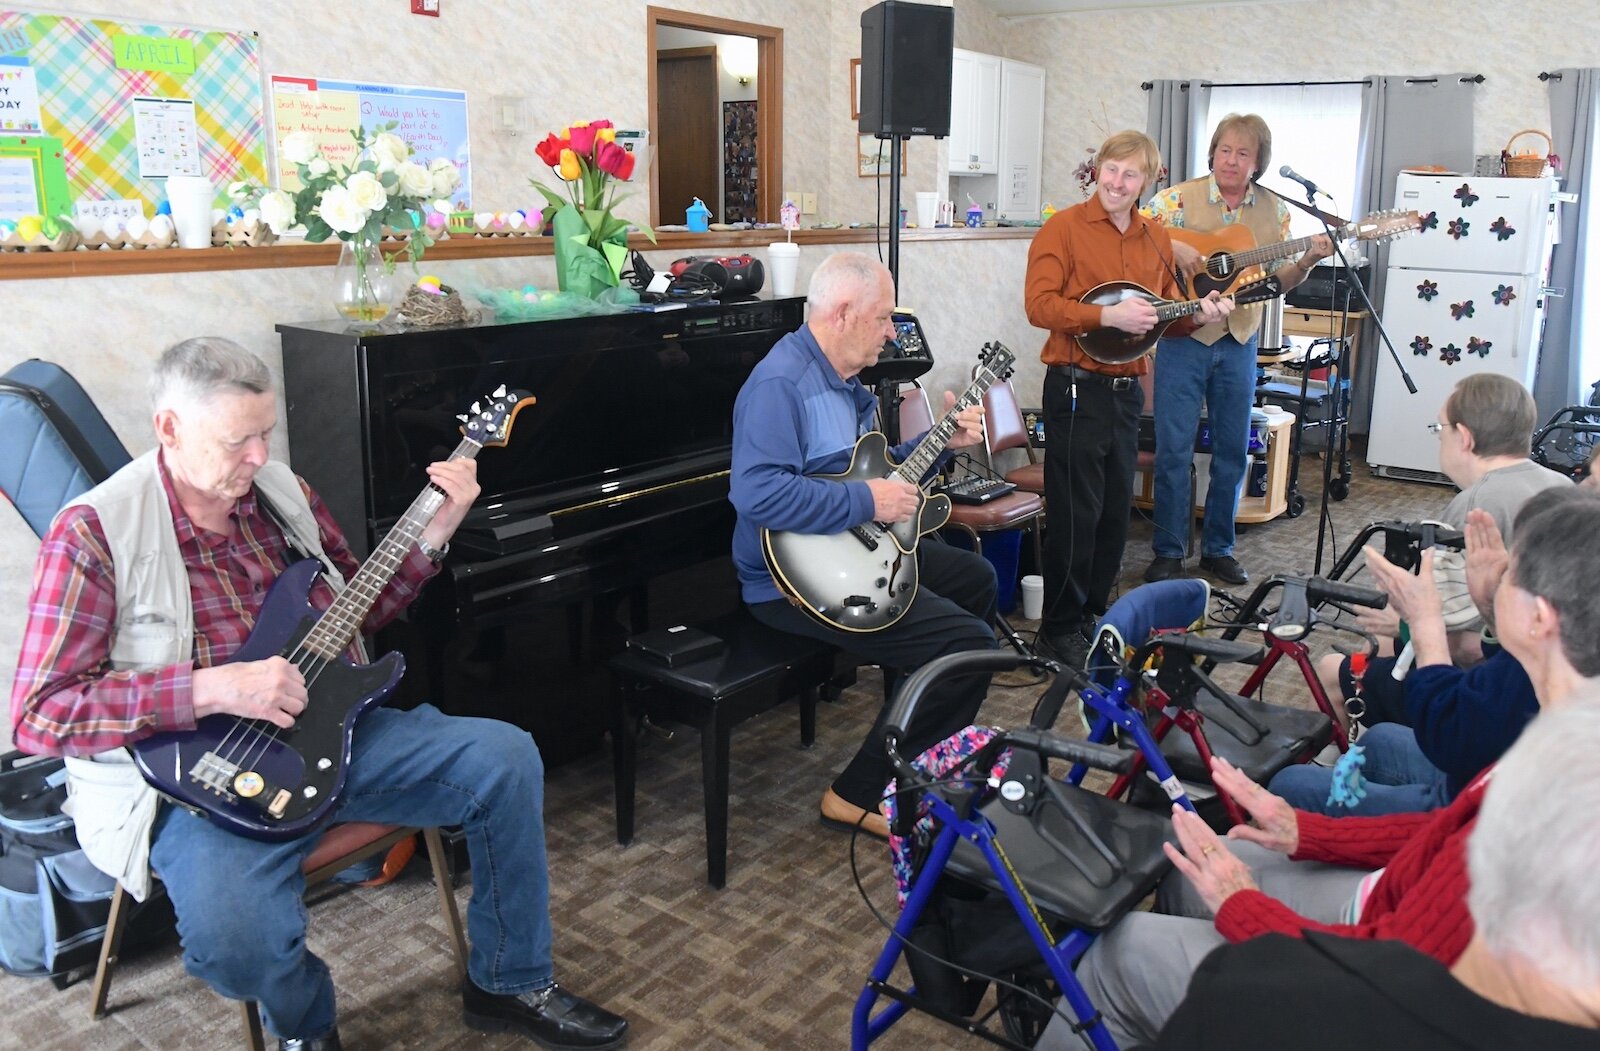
[[670, 254, 766, 296]]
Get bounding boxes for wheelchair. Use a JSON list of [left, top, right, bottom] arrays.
[[852, 650, 1191, 1051]]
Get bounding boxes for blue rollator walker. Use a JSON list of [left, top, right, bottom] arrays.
[[853, 650, 1208, 1051]]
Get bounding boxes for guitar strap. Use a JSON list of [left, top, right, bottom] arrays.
[[256, 488, 341, 589]]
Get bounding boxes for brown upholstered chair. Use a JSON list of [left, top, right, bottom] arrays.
[[90, 823, 466, 1051], [981, 378, 1045, 495], [896, 384, 1044, 654]]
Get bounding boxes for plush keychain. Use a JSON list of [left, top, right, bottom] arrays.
[[1327, 651, 1370, 808]]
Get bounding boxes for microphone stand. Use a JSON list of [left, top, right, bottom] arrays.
[[1278, 188, 1385, 574]]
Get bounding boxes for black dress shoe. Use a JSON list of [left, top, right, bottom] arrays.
[[280, 1031, 341, 1051], [1199, 554, 1249, 585], [1035, 627, 1090, 670], [1143, 556, 1185, 583], [463, 980, 628, 1049]]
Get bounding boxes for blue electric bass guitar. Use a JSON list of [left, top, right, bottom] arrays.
[[132, 386, 535, 841]]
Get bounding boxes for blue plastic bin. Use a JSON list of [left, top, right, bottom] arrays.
[[941, 527, 1023, 613]]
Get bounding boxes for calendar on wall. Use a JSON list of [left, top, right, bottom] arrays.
[[722, 100, 756, 223]]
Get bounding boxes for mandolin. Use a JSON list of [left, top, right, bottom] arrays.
[[132, 386, 535, 840], [1075, 275, 1283, 366], [1170, 209, 1421, 297]]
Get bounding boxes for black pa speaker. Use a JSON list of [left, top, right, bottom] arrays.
[[858, 1, 954, 138]]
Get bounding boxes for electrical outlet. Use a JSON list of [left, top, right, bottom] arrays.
[[411, 0, 440, 14], [801, 192, 817, 214]]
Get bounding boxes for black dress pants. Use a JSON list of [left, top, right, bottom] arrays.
[[749, 539, 998, 811], [1040, 366, 1143, 637]]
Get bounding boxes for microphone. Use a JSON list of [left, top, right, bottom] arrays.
[[1278, 165, 1328, 197]]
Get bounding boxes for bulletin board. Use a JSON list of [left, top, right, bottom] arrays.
[[270, 75, 471, 209], [0, 9, 268, 215]]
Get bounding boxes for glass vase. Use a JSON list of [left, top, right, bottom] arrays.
[[332, 239, 397, 322]]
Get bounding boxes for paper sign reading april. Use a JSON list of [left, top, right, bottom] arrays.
[[113, 33, 195, 76]]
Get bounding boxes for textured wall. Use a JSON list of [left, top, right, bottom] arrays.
[[1008, 0, 1600, 208]]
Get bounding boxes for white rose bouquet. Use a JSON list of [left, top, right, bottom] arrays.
[[231, 122, 463, 266]]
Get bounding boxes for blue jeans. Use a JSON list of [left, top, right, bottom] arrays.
[[149, 704, 552, 1040], [1152, 333, 1257, 559], [1268, 723, 1452, 817]]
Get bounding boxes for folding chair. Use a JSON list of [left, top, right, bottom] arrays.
[[853, 651, 1180, 1051]]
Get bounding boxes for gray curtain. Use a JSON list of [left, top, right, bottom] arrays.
[[1144, 79, 1212, 195], [1349, 74, 1477, 430], [1536, 68, 1598, 416]]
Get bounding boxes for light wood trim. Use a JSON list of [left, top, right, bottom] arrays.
[[0, 227, 1036, 281], [647, 6, 782, 228]]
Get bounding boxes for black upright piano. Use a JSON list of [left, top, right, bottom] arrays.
[[278, 297, 807, 763]]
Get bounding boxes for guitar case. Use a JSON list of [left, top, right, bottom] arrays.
[[0, 359, 132, 538]]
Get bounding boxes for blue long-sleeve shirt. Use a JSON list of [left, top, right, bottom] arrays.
[[1405, 643, 1538, 799], [730, 325, 923, 604]]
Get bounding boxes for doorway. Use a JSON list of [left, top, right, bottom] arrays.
[[656, 47, 719, 227], [647, 7, 782, 228]]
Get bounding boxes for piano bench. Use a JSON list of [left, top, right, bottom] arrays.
[[609, 611, 838, 889]]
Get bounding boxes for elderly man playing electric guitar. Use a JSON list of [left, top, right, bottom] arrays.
[[1024, 130, 1232, 669], [1142, 113, 1333, 587]]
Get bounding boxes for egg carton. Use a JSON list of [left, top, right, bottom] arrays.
[[212, 216, 278, 248], [76, 215, 178, 250], [0, 225, 83, 251], [447, 211, 544, 237]]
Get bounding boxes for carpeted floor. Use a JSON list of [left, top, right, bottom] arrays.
[[2, 448, 1452, 1051]]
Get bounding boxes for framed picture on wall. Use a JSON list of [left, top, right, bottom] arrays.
[[850, 58, 861, 120], [857, 133, 907, 178]]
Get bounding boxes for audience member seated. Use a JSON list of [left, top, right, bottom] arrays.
[[1266, 488, 1590, 817], [1316, 374, 1569, 730], [1152, 698, 1600, 1050], [9, 339, 627, 1051], [1033, 487, 1600, 1051]]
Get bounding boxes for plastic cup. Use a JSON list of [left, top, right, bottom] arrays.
[[768, 242, 799, 297], [915, 192, 938, 229], [166, 175, 215, 249], [1020, 574, 1045, 620]]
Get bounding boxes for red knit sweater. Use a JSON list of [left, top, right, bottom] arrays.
[[1212, 769, 1489, 964]]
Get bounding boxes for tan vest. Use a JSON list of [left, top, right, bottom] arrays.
[[57, 452, 340, 896], [1172, 177, 1286, 346]]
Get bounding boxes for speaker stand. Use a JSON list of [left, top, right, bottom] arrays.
[[886, 132, 905, 296]]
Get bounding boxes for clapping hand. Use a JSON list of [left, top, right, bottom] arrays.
[[1362, 545, 1442, 628], [1211, 756, 1300, 855], [1163, 804, 1260, 914], [1465, 509, 1509, 627]]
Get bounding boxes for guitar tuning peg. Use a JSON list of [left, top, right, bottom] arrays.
[[456, 414, 469, 423], [493, 384, 508, 397], [470, 401, 482, 414]]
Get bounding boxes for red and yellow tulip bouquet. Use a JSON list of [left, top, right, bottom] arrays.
[[531, 119, 654, 297]]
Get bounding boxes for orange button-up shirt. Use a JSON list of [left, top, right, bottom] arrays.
[[1023, 193, 1187, 377]]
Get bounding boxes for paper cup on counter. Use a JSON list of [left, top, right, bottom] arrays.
[[768, 242, 800, 297], [166, 175, 216, 249], [915, 192, 938, 229]]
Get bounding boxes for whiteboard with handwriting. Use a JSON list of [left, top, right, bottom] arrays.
[[270, 74, 470, 208]]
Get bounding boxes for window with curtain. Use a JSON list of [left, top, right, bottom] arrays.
[[1191, 84, 1364, 236]]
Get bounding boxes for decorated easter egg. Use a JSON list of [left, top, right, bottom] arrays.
[[0, 219, 15, 238], [149, 215, 175, 240], [124, 215, 149, 240], [507, 212, 525, 230], [101, 216, 124, 237], [425, 211, 447, 230], [16, 215, 43, 240], [474, 211, 494, 230]]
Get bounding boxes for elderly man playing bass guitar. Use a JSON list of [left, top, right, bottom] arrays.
[[1024, 130, 1232, 668], [1141, 113, 1333, 587]]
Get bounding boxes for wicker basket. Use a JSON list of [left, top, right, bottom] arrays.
[[1503, 129, 1552, 177]]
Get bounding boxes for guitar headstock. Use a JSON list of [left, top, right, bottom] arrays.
[[977, 341, 1017, 381], [456, 386, 537, 447], [1353, 209, 1424, 244], [1234, 275, 1284, 306]]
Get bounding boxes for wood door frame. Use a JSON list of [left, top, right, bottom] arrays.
[[647, 7, 782, 228]]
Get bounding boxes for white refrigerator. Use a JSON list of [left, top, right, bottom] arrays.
[[1367, 173, 1561, 478]]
